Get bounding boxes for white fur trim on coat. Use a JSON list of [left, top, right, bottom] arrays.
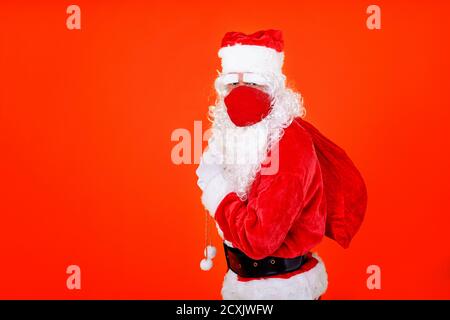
[[201, 173, 232, 217], [218, 44, 284, 75], [221, 253, 328, 300]]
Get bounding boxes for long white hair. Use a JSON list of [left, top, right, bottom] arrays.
[[207, 72, 305, 200]]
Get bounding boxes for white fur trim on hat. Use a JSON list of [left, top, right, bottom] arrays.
[[221, 253, 328, 300], [201, 173, 232, 217], [218, 44, 284, 75]]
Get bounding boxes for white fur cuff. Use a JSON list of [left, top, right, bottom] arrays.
[[201, 173, 232, 217]]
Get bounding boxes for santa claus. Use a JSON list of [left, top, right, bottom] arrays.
[[196, 30, 367, 300]]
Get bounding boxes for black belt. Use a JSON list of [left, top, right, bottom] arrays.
[[223, 242, 307, 278]]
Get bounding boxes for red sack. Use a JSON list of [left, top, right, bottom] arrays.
[[297, 118, 368, 248]]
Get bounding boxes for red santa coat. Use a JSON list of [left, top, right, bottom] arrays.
[[215, 118, 367, 261]]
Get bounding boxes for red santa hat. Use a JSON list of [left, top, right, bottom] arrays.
[[218, 29, 285, 75]]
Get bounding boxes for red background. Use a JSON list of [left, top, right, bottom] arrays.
[[1, 0, 449, 299]]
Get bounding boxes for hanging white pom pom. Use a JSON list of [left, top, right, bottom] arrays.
[[204, 245, 217, 259], [200, 258, 213, 271]]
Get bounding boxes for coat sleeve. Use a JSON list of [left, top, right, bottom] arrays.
[[214, 172, 306, 260]]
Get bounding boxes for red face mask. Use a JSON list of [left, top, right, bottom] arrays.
[[224, 85, 272, 127]]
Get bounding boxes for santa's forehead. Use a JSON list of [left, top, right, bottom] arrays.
[[220, 72, 268, 85]]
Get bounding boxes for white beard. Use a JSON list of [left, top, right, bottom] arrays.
[[208, 85, 304, 200]]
